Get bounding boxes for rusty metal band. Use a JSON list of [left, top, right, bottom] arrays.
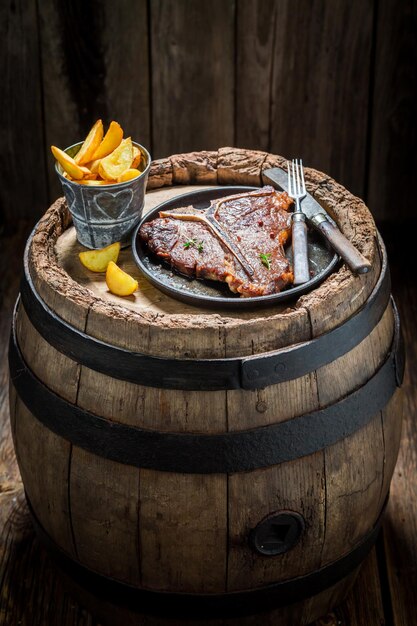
[[27, 493, 388, 619], [9, 300, 404, 474], [19, 235, 391, 391]]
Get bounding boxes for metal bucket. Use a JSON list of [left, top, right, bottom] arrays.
[[55, 141, 151, 249]]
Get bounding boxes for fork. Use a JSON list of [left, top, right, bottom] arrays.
[[288, 159, 310, 285]]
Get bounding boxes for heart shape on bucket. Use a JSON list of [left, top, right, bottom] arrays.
[[92, 189, 134, 221], [61, 181, 77, 215]]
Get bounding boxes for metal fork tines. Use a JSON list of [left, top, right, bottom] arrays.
[[287, 159, 310, 285]]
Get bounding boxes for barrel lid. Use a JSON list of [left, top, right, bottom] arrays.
[[27, 149, 379, 359]]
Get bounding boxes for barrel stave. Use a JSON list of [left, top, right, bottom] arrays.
[[11, 393, 75, 558], [17, 306, 81, 402], [139, 470, 227, 593], [70, 448, 141, 585], [227, 451, 325, 590], [320, 413, 385, 565]]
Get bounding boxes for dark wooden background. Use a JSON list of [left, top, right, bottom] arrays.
[[0, 0, 416, 230], [1, 3, 417, 625]]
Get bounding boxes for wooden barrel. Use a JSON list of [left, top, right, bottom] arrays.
[[9, 149, 404, 626]]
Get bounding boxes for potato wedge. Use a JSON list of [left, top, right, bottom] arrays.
[[106, 261, 138, 296], [79, 242, 120, 272], [79, 166, 96, 180], [51, 145, 84, 180], [84, 158, 102, 174], [131, 145, 142, 169], [117, 168, 141, 182], [75, 119, 104, 165], [99, 137, 133, 181], [77, 179, 115, 186], [92, 121, 123, 160]]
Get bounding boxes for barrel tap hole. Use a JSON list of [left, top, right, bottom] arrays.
[[250, 511, 305, 556]]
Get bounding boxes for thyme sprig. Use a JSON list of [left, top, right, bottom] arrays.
[[259, 252, 272, 270], [183, 238, 197, 249], [183, 238, 204, 253]]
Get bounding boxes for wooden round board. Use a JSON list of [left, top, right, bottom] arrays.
[[33, 148, 379, 361]]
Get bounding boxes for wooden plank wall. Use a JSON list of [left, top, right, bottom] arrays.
[[0, 0, 415, 227]]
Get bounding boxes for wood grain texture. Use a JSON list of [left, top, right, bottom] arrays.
[[17, 306, 81, 402], [146, 157, 173, 190], [39, 0, 150, 201], [0, 0, 48, 223], [69, 449, 141, 584], [11, 293, 79, 559], [268, 0, 374, 199], [227, 452, 325, 590], [367, 0, 417, 221], [379, 389, 403, 512], [2, 221, 413, 626], [1, 2, 415, 224], [0, 504, 102, 626], [0, 226, 31, 626], [150, 0, 235, 158], [261, 153, 381, 337], [315, 303, 394, 408], [320, 415, 385, 566], [11, 394, 75, 557], [37, 0, 84, 201], [226, 371, 318, 430], [1, 171, 409, 626], [226, 303, 393, 432], [99, 1, 150, 150], [235, 0, 276, 151], [171, 151, 218, 185], [140, 470, 227, 593], [218, 147, 268, 186], [77, 365, 228, 434]]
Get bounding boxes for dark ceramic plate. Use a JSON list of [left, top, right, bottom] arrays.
[[132, 186, 339, 310]]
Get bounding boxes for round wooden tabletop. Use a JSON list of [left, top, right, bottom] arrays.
[[28, 149, 380, 359]]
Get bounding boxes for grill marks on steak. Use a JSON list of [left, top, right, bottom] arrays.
[[140, 187, 294, 297]]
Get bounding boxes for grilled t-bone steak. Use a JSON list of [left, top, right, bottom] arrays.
[[140, 186, 294, 297]]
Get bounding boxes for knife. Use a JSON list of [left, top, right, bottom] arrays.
[[264, 167, 371, 275]]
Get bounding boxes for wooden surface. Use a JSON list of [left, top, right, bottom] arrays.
[[0, 157, 405, 626], [367, 0, 417, 221], [0, 0, 48, 224], [0, 154, 409, 624], [236, 0, 373, 198], [1, 219, 414, 624], [1, 1, 416, 226], [10, 172, 396, 619], [0, 213, 417, 626], [28, 152, 379, 363], [150, 0, 235, 158]]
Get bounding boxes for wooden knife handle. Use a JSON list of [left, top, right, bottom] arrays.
[[313, 216, 371, 274], [292, 214, 310, 285]]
